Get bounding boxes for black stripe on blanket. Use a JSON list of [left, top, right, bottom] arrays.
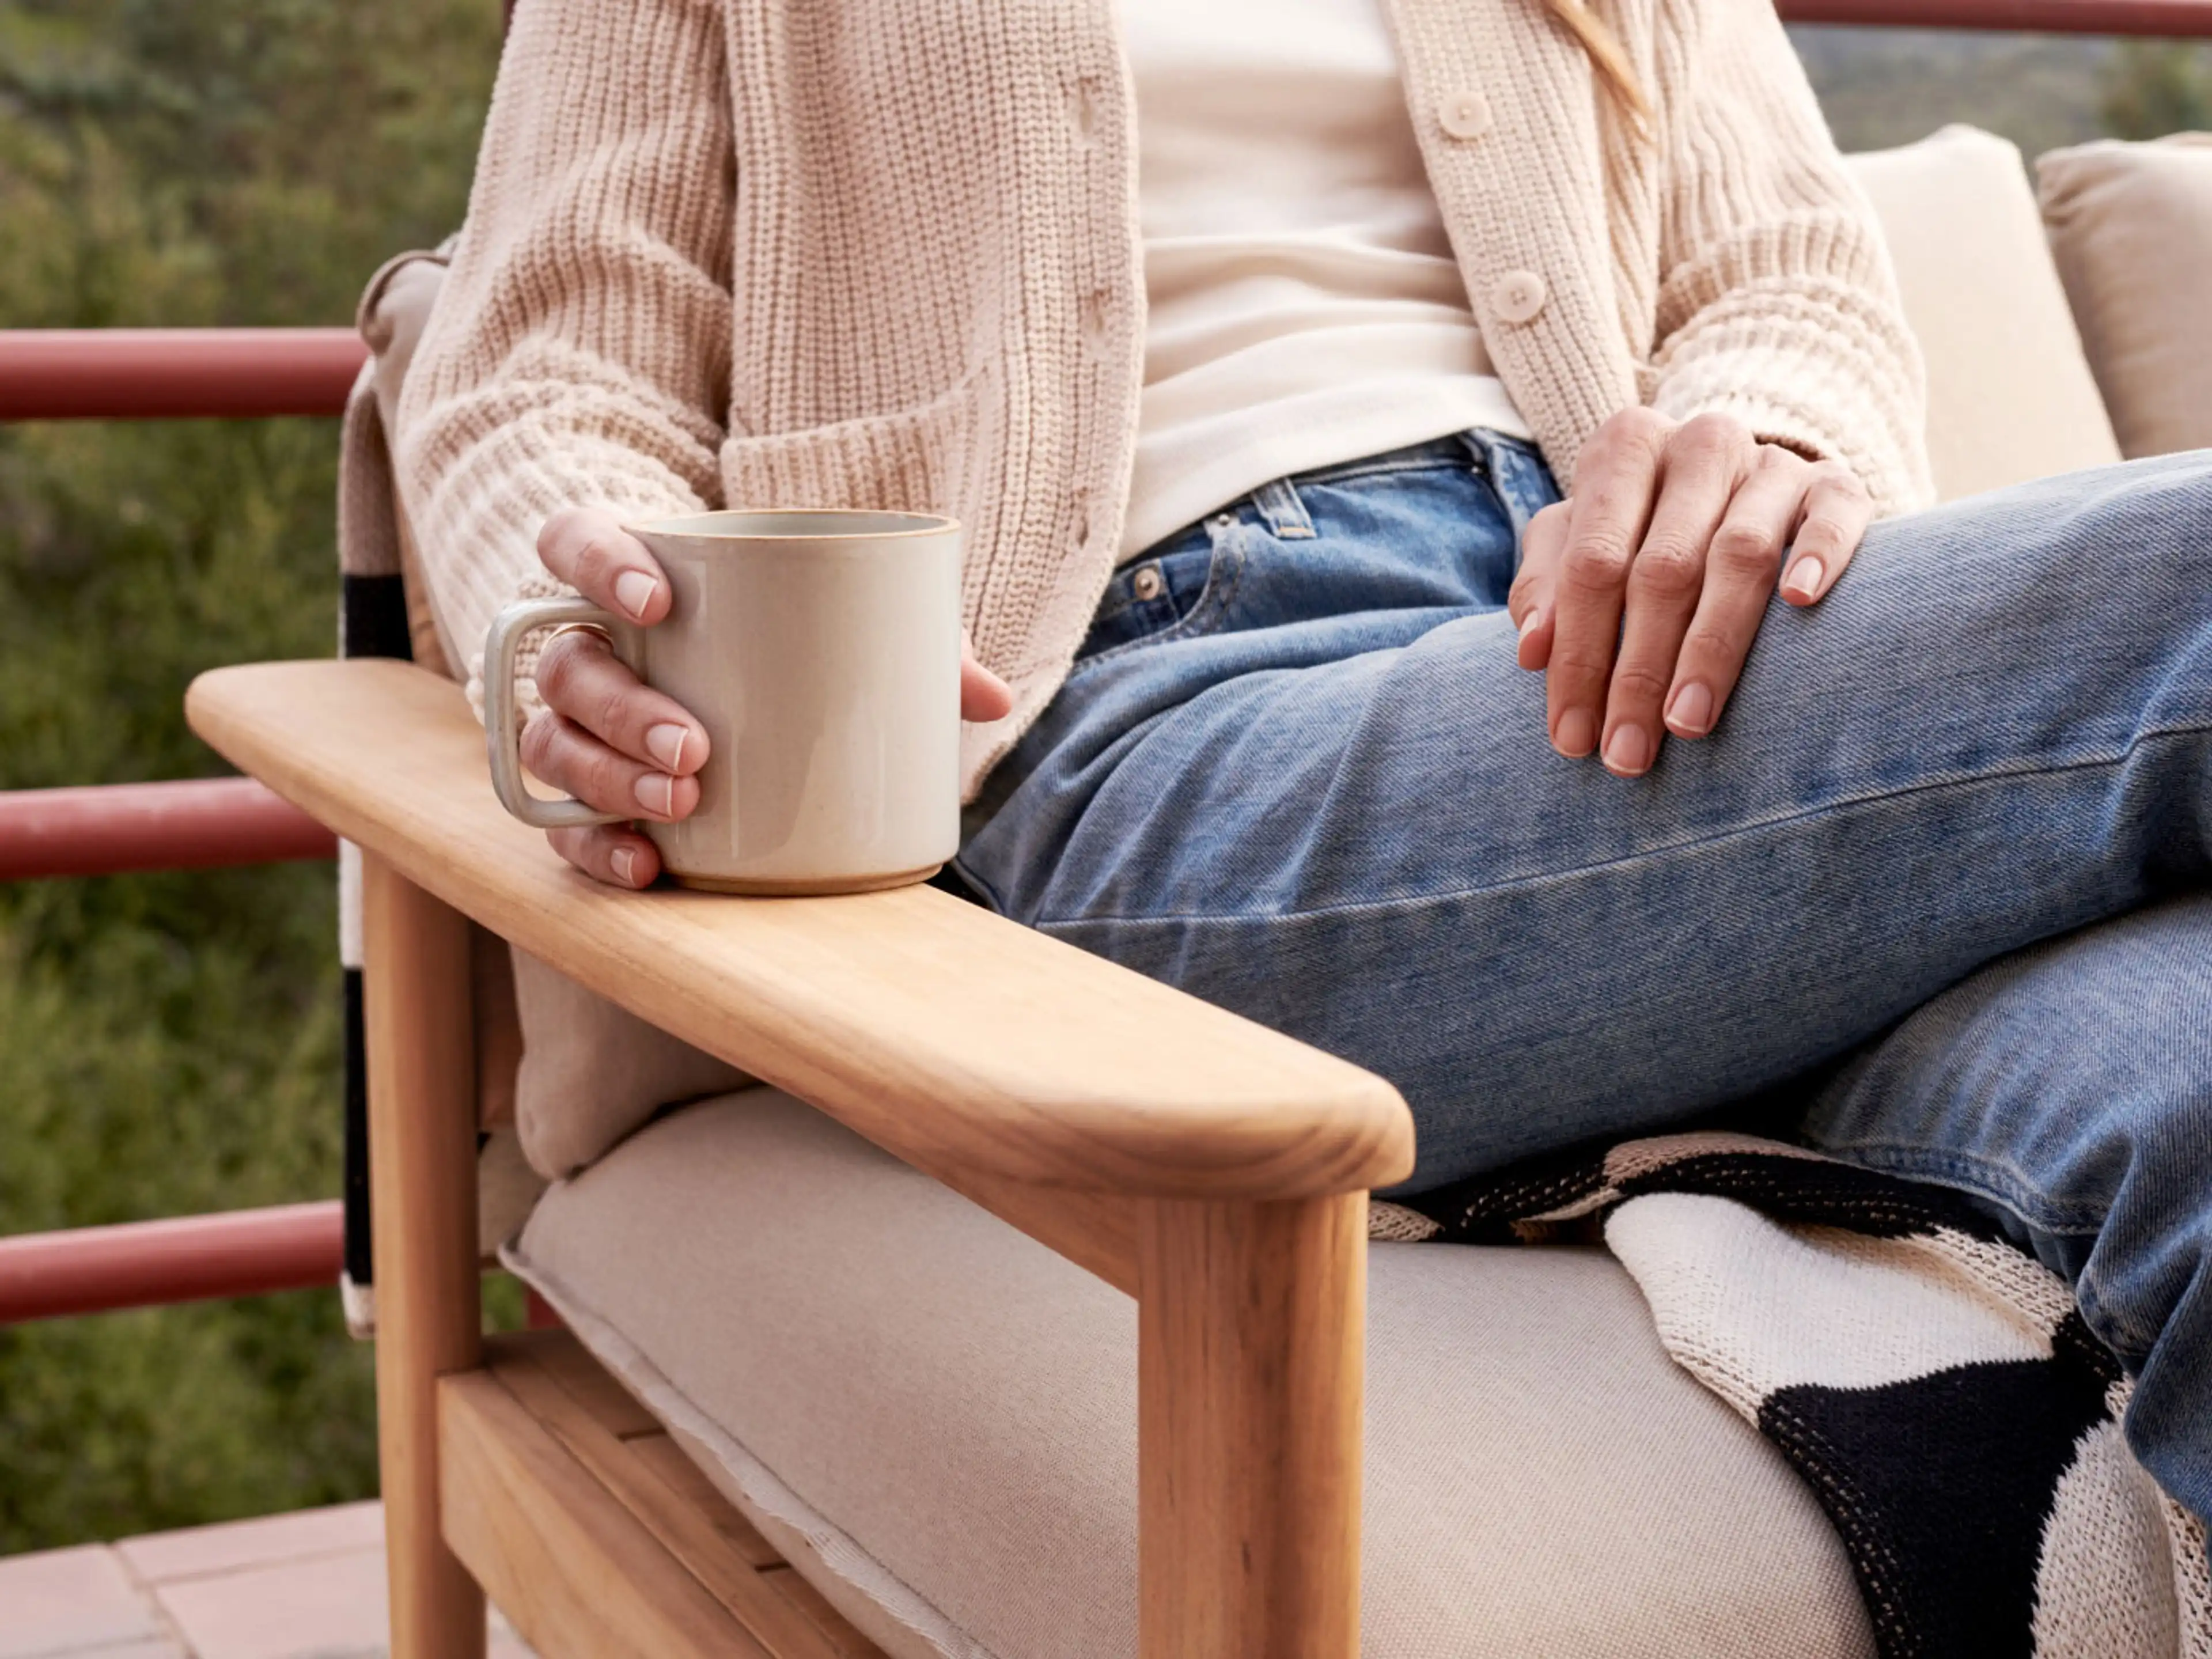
[[337, 569, 411, 1322], [1759, 1310, 2119, 1659], [340, 967, 374, 1293], [1387, 1135, 2207, 1659], [340, 572, 414, 664], [1408, 1139, 2016, 1247]]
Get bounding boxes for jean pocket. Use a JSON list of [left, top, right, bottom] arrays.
[[1072, 517, 1240, 666]]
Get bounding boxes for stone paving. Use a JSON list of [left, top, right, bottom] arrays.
[[0, 1503, 535, 1659]]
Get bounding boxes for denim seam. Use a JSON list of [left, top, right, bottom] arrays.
[[947, 851, 1009, 914], [1794, 1141, 2108, 1234], [1032, 721, 2212, 928], [1289, 454, 1475, 490]]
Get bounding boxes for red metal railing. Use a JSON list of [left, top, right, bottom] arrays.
[[0, 1204, 345, 1324], [1781, 0, 2212, 29], [0, 329, 367, 422], [0, 779, 338, 881], [4, 0, 2209, 1327], [0, 340, 350, 1323]]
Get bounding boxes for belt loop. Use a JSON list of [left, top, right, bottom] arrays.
[[1461, 429, 1562, 544], [1250, 476, 1317, 539]]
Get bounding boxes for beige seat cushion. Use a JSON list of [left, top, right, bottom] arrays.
[[1843, 125, 2122, 501], [508, 1089, 1876, 1659], [2037, 134, 2212, 460]]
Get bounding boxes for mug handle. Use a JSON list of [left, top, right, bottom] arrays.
[[483, 594, 629, 830]]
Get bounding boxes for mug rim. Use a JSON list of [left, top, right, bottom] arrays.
[[623, 507, 960, 541]]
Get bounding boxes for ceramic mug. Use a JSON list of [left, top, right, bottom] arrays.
[[483, 509, 963, 895]]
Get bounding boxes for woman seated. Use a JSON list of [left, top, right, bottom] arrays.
[[396, 0, 2212, 1547]]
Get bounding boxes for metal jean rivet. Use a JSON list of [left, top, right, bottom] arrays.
[[1132, 564, 1165, 601]]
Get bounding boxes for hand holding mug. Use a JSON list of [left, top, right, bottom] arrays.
[[507, 506, 1012, 891]]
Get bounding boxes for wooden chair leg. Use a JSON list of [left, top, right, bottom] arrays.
[[363, 854, 487, 1659], [1137, 1192, 1366, 1658]]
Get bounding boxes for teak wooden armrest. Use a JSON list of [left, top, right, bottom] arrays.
[[187, 657, 1400, 1658], [186, 660, 1411, 1204]]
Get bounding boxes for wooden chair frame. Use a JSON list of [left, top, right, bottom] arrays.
[[187, 657, 1416, 1659]]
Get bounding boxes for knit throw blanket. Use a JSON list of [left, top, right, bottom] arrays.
[[1374, 1132, 2211, 1658]]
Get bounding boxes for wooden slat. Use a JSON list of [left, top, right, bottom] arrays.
[[760, 1567, 886, 1659], [481, 1336, 877, 1659], [625, 1437, 785, 1570], [441, 1370, 777, 1659], [487, 1329, 664, 1439], [185, 660, 1412, 1207]]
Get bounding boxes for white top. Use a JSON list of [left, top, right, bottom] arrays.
[[1117, 0, 1534, 560]]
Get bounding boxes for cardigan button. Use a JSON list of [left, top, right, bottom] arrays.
[[1437, 89, 1493, 141], [1490, 270, 1548, 325]]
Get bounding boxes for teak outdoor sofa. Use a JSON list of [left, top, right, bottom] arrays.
[[183, 124, 2212, 1658]]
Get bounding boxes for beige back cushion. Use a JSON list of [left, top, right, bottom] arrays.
[[359, 257, 747, 1181], [1843, 125, 2121, 500], [2037, 134, 2212, 460]]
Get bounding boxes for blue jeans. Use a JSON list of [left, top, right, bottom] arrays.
[[955, 431, 2212, 1519]]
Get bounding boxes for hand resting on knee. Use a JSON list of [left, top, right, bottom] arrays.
[[1508, 408, 1874, 780]]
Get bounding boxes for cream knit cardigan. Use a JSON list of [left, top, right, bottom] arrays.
[[396, 0, 1933, 794]]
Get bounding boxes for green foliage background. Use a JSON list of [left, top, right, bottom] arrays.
[[0, 0, 2205, 1555], [0, 0, 498, 1553]]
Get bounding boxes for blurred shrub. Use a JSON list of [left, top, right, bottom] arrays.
[[0, 0, 495, 1552], [2103, 41, 2212, 140]]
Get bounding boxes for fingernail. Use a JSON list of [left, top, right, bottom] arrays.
[[1665, 681, 1714, 737], [614, 570, 660, 621], [610, 846, 638, 887], [1604, 723, 1653, 776], [1554, 707, 1596, 757], [1782, 555, 1823, 601], [645, 723, 688, 772], [633, 772, 675, 816], [1517, 607, 1543, 641]]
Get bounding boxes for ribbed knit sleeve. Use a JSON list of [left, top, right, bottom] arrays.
[[1645, 0, 1935, 515], [393, 0, 735, 721]]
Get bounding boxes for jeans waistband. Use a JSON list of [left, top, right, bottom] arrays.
[[1241, 429, 1552, 543]]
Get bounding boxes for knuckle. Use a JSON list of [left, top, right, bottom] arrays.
[[1674, 412, 1746, 464], [1630, 539, 1702, 596], [1795, 516, 1850, 556], [536, 507, 582, 561], [518, 714, 562, 776], [1578, 412, 1656, 481], [568, 535, 619, 596], [1548, 641, 1616, 680], [1679, 623, 1742, 669], [534, 632, 592, 704], [1609, 664, 1673, 704], [1562, 536, 1632, 590], [579, 750, 631, 813], [1710, 523, 1779, 578], [593, 681, 635, 744], [1604, 406, 1664, 442]]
